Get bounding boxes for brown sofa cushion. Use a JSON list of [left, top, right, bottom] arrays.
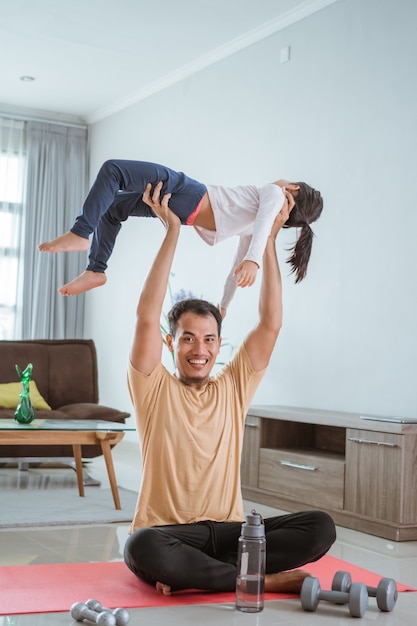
[[0, 340, 99, 408], [58, 403, 129, 421], [0, 339, 130, 459]]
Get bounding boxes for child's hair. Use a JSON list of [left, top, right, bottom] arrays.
[[284, 182, 323, 283]]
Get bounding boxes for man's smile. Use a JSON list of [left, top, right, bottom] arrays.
[[187, 358, 209, 366]]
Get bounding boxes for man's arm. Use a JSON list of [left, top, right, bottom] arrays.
[[244, 191, 294, 371], [130, 183, 181, 375]]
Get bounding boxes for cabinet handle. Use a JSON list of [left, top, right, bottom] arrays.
[[245, 421, 260, 428], [348, 437, 398, 448], [279, 460, 317, 471]]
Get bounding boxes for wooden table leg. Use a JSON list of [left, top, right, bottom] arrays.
[[72, 444, 85, 497], [97, 434, 121, 510]]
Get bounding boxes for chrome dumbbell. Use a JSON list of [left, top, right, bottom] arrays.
[[332, 570, 398, 612], [86, 598, 130, 626], [70, 601, 116, 626], [300, 575, 368, 618]]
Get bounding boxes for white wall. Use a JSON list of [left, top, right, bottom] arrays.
[[84, 0, 417, 432]]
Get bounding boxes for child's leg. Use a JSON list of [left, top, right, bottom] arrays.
[[40, 160, 206, 253], [72, 159, 206, 237], [39, 160, 138, 252], [87, 192, 152, 272], [75, 164, 205, 276], [40, 160, 159, 253], [58, 193, 148, 296], [71, 160, 144, 238]]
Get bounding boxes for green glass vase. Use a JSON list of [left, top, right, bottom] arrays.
[[14, 363, 36, 424]]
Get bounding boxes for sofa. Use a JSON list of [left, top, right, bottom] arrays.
[[0, 339, 130, 460]]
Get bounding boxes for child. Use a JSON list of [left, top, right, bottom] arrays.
[[39, 159, 323, 311]]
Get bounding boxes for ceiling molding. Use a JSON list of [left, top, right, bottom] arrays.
[[87, 0, 339, 124], [0, 103, 87, 127]]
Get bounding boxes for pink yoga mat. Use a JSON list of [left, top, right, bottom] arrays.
[[0, 554, 414, 615]]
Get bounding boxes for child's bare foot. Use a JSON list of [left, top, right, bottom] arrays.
[[156, 582, 172, 596], [265, 569, 311, 594], [38, 231, 89, 253], [58, 270, 107, 296]]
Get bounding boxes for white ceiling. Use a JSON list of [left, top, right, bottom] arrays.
[[0, 0, 336, 125]]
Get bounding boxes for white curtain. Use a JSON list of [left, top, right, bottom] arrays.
[[21, 121, 88, 339], [0, 118, 25, 340]]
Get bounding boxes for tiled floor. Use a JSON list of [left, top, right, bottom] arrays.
[[0, 441, 416, 625]]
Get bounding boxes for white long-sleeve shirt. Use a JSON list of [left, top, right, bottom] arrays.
[[194, 183, 285, 309]]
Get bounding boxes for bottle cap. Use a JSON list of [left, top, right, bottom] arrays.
[[241, 509, 265, 538]]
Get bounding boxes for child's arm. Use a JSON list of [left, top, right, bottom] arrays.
[[244, 184, 285, 268], [218, 186, 285, 317], [219, 235, 252, 317]]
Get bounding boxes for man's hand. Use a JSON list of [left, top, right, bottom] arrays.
[[143, 182, 180, 230], [233, 259, 259, 287], [270, 190, 295, 239]]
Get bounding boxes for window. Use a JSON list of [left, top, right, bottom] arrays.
[[0, 151, 25, 339]]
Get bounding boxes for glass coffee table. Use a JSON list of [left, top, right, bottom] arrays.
[[0, 419, 136, 509]]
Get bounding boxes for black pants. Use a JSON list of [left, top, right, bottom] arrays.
[[123, 510, 336, 592]]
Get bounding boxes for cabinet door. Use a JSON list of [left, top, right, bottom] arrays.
[[241, 416, 261, 488], [345, 429, 405, 523]]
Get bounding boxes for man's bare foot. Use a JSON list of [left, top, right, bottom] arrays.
[[265, 569, 311, 594], [154, 570, 309, 597], [156, 581, 172, 596], [38, 231, 90, 253], [58, 270, 107, 296]]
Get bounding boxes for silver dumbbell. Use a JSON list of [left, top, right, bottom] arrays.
[[301, 575, 368, 618], [70, 601, 116, 626], [332, 570, 398, 612], [86, 599, 130, 626]]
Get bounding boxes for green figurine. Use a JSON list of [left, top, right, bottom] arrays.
[[14, 363, 36, 424]]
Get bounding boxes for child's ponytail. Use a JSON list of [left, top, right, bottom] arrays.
[[283, 182, 323, 282], [287, 223, 314, 283]]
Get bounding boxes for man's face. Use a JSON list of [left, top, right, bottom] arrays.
[[167, 311, 221, 388]]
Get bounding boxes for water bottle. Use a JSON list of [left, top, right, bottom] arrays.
[[235, 509, 266, 612]]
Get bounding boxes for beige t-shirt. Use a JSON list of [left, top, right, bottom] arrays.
[[127, 344, 265, 532]]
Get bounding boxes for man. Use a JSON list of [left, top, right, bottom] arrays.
[[124, 182, 335, 595]]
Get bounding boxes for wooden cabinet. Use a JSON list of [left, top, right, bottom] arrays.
[[345, 429, 417, 524], [240, 415, 261, 488], [241, 405, 417, 541]]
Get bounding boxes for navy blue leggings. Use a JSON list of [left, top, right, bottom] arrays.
[[70, 160, 207, 272], [123, 510, 336, 592]]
